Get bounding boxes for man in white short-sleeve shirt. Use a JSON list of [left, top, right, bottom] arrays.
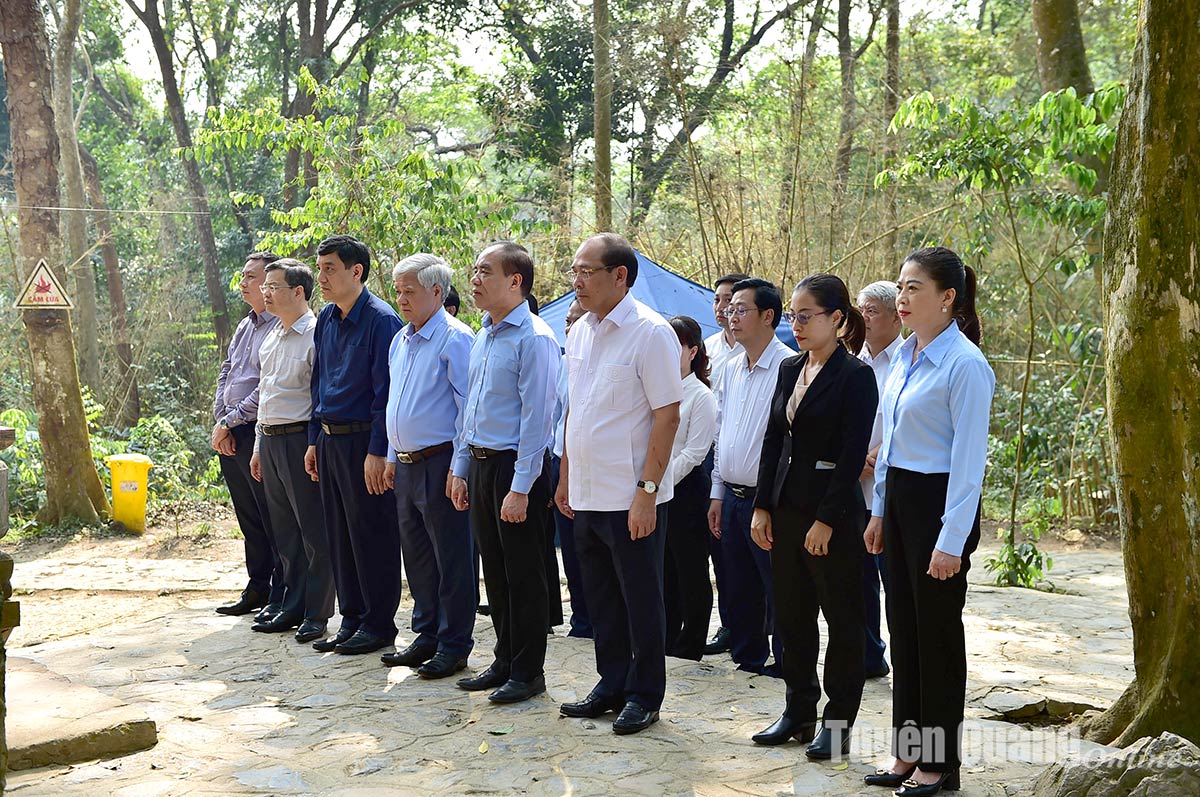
[[554, 233, 682, 735]]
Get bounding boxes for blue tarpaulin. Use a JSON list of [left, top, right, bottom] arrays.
[[539, 250, 797, 350]]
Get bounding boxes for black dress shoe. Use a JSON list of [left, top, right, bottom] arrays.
[[893, 770, 959, 795], [417, 652, 468, 679], [457, 662, 510, 691], [254, 603, 283, 624], [215, 591, 267, 616], [251, 613, 301, 633], [381, 640, 437, 668], [295, 620, 328, 644], [805, 724, 852, 760], [313, 628, 355, 652], [751, 715, 817, 745], [612, 702, 659, 735], [335, 630, 392, 655], [703, 627, 731, 655], [866, 663, 891, 679], [476, 603, 491, 616], [560, 688, 625, 718], [488, 675, 546, 703], [863, 764, 916, 787]]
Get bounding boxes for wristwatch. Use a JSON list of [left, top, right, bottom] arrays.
[[219, 419, 230, 429], [637, 479, 657, 495]]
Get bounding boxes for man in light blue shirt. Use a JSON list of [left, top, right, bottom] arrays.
[[449, 242, 560, 704], [379, 253, 476, 679]]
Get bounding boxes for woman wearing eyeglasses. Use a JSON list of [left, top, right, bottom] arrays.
[[748, 273, 877, 761], [862, 247, 993, 796]]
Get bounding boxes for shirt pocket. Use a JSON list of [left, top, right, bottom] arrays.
[[600, 363, 639, 410]]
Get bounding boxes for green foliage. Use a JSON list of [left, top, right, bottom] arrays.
[[986, 511, 1055, 589]]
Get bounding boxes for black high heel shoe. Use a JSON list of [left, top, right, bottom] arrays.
[[751, 715, 817, 746], [863, 764, 916, 787], [893, 769, 960, 796]]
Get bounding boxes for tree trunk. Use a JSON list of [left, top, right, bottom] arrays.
[[127, 0, 232, 351], [882, 0, 900, 265], [52, 0, 102, 392], [593, 0, 613, 232], [1089, 0, 1200, 747], [833, 0, 857, 205], [0, 0, 109, 523], [79, 145, 140, 429], [1031, 0, 1094, 96]]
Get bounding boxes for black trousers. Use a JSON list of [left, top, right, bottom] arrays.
[[317, 429, 401, 639], [550, 454, 591, 637], [664, 464, 713, 660], [574, 505, 668, 711], [771, 500, 867, 727], [259, 430, 334, 622], [542, 451, 564, 627], [394, 447, 475, 658], [883, 467, 980, 773], [468, 450, 549, 682], [219, 423, 282, 602]]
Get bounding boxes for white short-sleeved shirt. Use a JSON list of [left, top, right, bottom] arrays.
[[704, 330, 743, 403], [565, 293, 684, 511], [858, 333, 904, 504]]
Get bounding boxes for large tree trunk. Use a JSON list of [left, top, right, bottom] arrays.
[[79, 145, 140, 429], [52, 0, 102, 392], [1031, 0, 1094, 96], [126, 0, 232, 351], [593, 0, 613, 232], [1087, 0, 1200, 747], [0, 0, 109, 523]]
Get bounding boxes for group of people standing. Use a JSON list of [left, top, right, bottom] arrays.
[[211, 231, 993, 795]]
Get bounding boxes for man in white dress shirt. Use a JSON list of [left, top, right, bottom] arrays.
[[856, 281, 904, 679], [700, 272, 748, 656], [706, 277, 792, 674], [555, 233, 682, 735]]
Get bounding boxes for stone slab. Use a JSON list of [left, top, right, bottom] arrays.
[[6, 656, 158, 770]]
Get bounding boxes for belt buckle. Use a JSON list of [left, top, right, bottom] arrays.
[[471, 446, 487, 460], [397, 451, 414, 465]]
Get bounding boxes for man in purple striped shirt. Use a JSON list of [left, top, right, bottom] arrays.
[[214, 251, 284, 618]]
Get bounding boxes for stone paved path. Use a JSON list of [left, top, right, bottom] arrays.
[[6, 536, 1131, 796]]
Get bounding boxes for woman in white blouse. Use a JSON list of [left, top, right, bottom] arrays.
[[663, 316, 719, 660]]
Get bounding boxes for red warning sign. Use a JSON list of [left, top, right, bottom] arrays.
[[14, 259, 74, 309]]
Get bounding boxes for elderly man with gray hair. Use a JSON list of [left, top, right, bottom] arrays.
[[379, 253, 477, 678], [856, 279, 905, 680]]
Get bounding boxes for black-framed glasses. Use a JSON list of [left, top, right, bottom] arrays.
[[782, 309, 831, 325]]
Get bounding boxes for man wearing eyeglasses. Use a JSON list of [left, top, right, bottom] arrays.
[[247, 259, 334, 644], [213, 251, 285, 619], [706, 277, 792, 675], [555, 234, 683, 735]]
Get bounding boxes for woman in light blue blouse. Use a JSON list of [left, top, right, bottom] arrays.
[[862, 247, 994, 796]]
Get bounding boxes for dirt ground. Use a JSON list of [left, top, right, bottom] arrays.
[[4, 509, 1132, 795]]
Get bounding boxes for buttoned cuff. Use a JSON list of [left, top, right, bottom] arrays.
[[935, 526, 968, 557], [510, 472, 534, 495]]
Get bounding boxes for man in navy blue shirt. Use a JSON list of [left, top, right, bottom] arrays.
[[304, 235, 404, 655]]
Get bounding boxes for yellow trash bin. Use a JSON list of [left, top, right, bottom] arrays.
[[106, 454, 154, 532]]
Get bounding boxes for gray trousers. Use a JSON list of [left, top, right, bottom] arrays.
[[259, 430, 334, 621]]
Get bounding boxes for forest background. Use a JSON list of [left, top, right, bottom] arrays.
[[0, 0, 1133, 587]]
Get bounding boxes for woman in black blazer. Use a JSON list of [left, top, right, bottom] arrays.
[[749, 273, 878, 760]]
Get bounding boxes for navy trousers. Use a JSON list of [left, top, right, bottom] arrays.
[[394, 447, 475, 659], [219, 423, 283, 603], [317, 429, 401, 640], [664, 464, 713, 660], [574, 506, 668, 711], [550, 454, 591, 638], [863, 549, 890, 671], [258, 429, 334, 621], [720, 487, 782, 671], [703, 450, 731, 630]]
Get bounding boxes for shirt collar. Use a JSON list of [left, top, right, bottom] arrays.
[[483, 299, 531, 333], [249, 308, 277, 328], [862, 332, 904, 365], [743, 338, 789, 372], [337, 286, 372, 325], [281, 310, 316, 335], [405, 306, 448, 342], [900, 321, 960, 367], [584, 291, 636, 329]]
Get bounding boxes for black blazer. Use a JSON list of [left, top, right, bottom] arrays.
[[753, 343, 878, 527]]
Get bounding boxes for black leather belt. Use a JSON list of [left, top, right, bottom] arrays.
[[469, 445, 513, 460], [260, 421, 308, 436], [726, 483, 757, 500], [321, 421, 372, 435], [395, 441, 453, 465]]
